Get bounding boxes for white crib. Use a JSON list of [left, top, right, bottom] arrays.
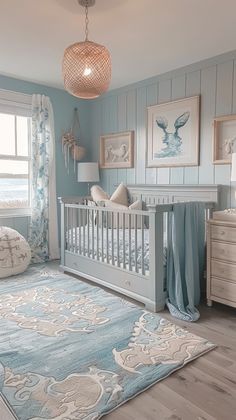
[[59, 184, 219, 312]]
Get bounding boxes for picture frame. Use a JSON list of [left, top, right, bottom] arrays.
[[213, 114, 236, 164], [100, 131, 134, 169], [147, 96, 200, 168]]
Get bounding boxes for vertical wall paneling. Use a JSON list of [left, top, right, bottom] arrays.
[[156, 79, 171, 184], [170, 75, 186, 184], [198, 65, 216, 184], [126, 89, 136, 184], [88, 50, 236, 211], [100, 99, 110, 193], [214, 61, 234, 208], [107, 95, 118, 193], [117, 93, 128, 186], [216, 61, 234, 117], [136, 86, 147, 184], [90, 101, 101, 161], [146, 84, 158, 184], [184, 70, 201, 184]]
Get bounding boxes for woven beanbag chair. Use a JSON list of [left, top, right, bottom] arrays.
[[0, 227, 31, 278]]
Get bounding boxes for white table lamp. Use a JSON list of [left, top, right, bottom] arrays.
[[77, 162, 100, 195]]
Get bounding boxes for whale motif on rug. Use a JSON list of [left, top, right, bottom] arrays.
[[0, 264, 215, 420]]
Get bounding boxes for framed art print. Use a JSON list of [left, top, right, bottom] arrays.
[[147, 96, 200, 168], [100, 131, 134, 169], [213, 114, 236, 164]]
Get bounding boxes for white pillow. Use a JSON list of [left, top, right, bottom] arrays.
[[104, 201, 128, 210], [0, 227, 31, 278], [129, 200, 143, 228], [110, 183, 129, 206], [90, 185, 109, 202], [129, 199, 142, 211], [104, 200, 143, 229]]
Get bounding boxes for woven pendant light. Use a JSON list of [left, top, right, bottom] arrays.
[[62, 0, 111, 99]]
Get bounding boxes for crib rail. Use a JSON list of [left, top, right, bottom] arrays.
[[61, 201, 152, 276], [60, 199, 214, 274]]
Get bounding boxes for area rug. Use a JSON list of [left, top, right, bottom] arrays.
[[0, 264, 215, 420]]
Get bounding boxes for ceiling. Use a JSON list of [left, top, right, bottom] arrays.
[[1, 0, 236, 93]]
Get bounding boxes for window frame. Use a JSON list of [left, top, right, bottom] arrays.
[[0, 89, 32, 217]]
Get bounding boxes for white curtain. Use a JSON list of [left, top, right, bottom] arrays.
[[29, 94, 59, 262]]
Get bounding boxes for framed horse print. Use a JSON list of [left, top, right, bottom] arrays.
[[100, 131, 134, 169]]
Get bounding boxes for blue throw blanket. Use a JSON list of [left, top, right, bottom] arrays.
[[166, 202, 205, 322]]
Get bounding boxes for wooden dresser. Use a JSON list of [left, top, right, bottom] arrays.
[[207, 217, 236, 308]]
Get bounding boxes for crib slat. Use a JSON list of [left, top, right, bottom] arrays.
[[111, 212, 114, 265], [101, 211, 104, 262], [92, 209, 94, 259], [79, 208, 81, 255], [141, 215, 145, 275], [87, 208, 90, 257], [69, 207, 72, 252], [72, 207, 76, 253], [117, 212, 120, 267], [128, 213, 131, 271], [106, 212, 109, 263], [75, 208, 78, 253], [123, 213, 125, 269], [96, 210, 99, 261], [66, 206, 69, 251], [83, 208, 85, 256], [134, 214, 137, 273]]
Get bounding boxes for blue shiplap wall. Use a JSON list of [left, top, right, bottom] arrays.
[[0, 75, 89, 238], [2, 48, 236, 240], [89, 50, 236, 209]]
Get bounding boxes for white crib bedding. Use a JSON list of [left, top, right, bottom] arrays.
[[67, 226, 167, 275]]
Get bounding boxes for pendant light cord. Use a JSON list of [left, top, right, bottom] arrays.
[[85, 5, 89, 41]]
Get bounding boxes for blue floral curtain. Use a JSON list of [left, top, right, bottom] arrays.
[[29, 95, 59, 263], [166, 202, 205, 322]]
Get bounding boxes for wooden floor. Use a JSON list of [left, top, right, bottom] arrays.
[[1, 298, 235, 420]]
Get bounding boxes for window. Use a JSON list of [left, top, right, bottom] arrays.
[[0, 90, 32, 214]]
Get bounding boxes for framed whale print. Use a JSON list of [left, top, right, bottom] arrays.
[[147, 96, 200, 168]]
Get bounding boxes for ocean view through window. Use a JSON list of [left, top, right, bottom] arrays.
[[0, 112, 31, 210]]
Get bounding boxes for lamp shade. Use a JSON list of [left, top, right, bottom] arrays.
[[77, 162, 99, 183], [63, 41, 111, 99], [231, 153, 236, 182]]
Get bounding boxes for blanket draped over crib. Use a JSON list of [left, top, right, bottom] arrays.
[[166, 202, 205, 322]]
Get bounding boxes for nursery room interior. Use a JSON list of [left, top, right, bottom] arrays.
[[0, 0, 236, 419]]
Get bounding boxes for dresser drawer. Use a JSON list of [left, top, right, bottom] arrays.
[[211, 260, 236, 283], [211, 277, 236, 302], [211, 241, 236, 263], [211, 224, 236, 242]]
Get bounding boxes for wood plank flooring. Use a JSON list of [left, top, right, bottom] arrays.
[[105, 303, 236, 420], [0, 292, 235, 419]]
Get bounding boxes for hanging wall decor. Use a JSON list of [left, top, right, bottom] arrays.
[[61, 108, 86, 173], [213, 114, 236, 164], [100, 131, 134, 169], [147, 96, 200, 168]]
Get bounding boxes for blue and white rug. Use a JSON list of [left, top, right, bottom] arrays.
[[0, 264, 215, 420]]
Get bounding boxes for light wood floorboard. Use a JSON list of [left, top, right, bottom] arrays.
[[0, 269, 235, 420], [105, 304, 236, 420]]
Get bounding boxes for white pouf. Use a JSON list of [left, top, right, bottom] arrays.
[[0, 227, 31, 278]]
